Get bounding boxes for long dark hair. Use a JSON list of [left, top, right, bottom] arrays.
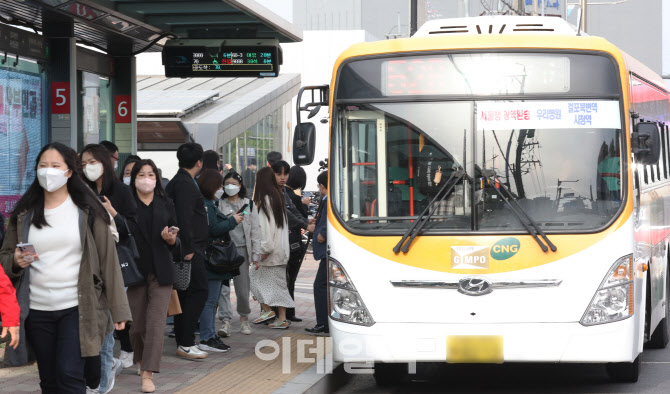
[[223, 172, 247, 199], [253, 167, 285, 228], [129, 159, 167, 197], [11, 142, 110, 228], [80, 144, 116, 194]]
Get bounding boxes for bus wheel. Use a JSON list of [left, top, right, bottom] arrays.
[[373, 363, 407, 387], [648, 272, 670, 349], [606, 356, 640, 383]]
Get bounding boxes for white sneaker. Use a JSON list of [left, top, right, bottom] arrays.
[[86, 387, 99, 394], [101, 358, 121, 394], [177, 345, 208, 360], [240, 321, 252, 335], [119, 350, 134, 368], [217, 322, 231, 338]]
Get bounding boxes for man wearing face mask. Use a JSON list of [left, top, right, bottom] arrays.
[[100, 141, 120, 174]]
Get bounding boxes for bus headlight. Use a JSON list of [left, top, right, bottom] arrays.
[[328, 258, 375, 326], [580, 254, 634, 326]]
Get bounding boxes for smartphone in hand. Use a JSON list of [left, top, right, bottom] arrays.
[[16, 243, 38, 262], [169, 226, 180, 234], [236, 203, 249, 215]]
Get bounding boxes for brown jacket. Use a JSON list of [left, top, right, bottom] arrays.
[[0, 208, 132, 358]]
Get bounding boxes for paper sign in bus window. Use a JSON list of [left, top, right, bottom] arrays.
[[451, 246, 490, 269]]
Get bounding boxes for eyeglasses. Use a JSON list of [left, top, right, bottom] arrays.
[[111, 155, 119, 161]]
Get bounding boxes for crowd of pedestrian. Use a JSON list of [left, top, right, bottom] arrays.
[[0, 141, 329, 393]]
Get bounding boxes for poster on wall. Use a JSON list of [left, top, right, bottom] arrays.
[[0, 69, 42, 224]]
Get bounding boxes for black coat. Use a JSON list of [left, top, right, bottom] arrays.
[[101, 178, 137, 240], [129, 194, 179, 286], [165, 168, 208, 257]]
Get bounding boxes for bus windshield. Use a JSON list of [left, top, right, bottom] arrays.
[[331, 100, 624, 234]]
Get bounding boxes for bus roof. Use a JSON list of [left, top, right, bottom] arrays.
[[334, 16, 666, 91]]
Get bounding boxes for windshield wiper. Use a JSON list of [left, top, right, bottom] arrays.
[[481, 169, 557, 252], [393, 168, 466, 254]]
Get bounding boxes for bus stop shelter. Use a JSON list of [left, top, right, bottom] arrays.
[[0, 0, 301, 219]]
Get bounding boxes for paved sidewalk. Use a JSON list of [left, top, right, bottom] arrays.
[[0, 257, 323, 393]]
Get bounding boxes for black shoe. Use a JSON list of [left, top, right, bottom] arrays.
[[198, 337, 230, 353], [288, 316, 303, 322], [305, 325, 329, 334], [168, 328, 175, 338]]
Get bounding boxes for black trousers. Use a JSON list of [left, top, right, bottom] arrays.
[[116, 324, 133, 352], [174, 253, 208, 347], [25, 306, 86, 393], [314, 258, 328, 326], [285, 251, 304, 319]]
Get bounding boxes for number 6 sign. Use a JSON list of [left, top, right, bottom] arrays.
[[115, 95, 131, 123]]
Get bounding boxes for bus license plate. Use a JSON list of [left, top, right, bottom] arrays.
[[446, 335, 503, 363]]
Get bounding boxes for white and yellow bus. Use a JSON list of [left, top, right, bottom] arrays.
[[293, 15, 670, 384]]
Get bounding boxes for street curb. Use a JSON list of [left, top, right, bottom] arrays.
[[272, 362, 351, 394]]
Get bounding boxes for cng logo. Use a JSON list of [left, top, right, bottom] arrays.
[[490, 238, 520, 260]]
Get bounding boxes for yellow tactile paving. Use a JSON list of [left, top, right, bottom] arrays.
[[177, 333, 332, 394]]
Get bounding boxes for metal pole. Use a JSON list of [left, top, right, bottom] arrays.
[[541, 0, 545, 16], [533, 0, 538, 15], [580, 0, 587, 33], [410, 0, 418, 36]]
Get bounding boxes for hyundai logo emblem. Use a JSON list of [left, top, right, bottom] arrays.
[[458, 277, 493, 296]]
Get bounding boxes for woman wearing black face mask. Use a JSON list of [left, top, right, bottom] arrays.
[[0, 142, 131, 393], [126, 159, 179, 393]]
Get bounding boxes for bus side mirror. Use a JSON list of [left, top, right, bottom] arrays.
[[632, 122, 661, 165], [293, 123, 316, 165]]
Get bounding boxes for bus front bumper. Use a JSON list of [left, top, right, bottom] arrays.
[[329, 318, 637, 363]]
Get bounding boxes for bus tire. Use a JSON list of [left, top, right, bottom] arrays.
[[648, 270, 670, 349], [605, 355, 640, 383], [373, 363, 407, 387]]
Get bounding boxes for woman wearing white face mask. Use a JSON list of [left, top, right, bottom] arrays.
[[216, 172, 261, 336], [126, 160, 179, 393], [0, 142, 131, 393], [196, 170, 243, 353], [80, 144, 138, 390]]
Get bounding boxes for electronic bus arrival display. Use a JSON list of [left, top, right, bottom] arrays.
[[163, 39, 281, 78]]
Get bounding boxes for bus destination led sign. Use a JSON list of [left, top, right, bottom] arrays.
[[163, 38, 281, 78]]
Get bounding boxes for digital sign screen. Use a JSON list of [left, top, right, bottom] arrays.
[[382, 54, 570, 96], [163, 39, 281, 78]]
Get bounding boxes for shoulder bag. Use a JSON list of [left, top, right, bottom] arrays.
[[88, 214, 144, 287], [206, 231, 245, 274], [116, 220, 145, 287], [173, 242, 192, 291]]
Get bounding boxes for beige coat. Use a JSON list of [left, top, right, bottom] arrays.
[[0, 208, 132, 358], [257, 197, 290, 267]]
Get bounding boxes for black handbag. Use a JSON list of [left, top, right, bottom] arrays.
[[116, 220, 144, 287], [206, 232, 245, 274], [173, 243, 191, 291]]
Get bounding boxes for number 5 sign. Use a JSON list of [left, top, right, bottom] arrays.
[[115, 95, 131, 123], [51, 82, 70, 114]]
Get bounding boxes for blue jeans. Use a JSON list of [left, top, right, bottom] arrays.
[[199, 279, 224, 342], [99, 329, 115, 391]]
